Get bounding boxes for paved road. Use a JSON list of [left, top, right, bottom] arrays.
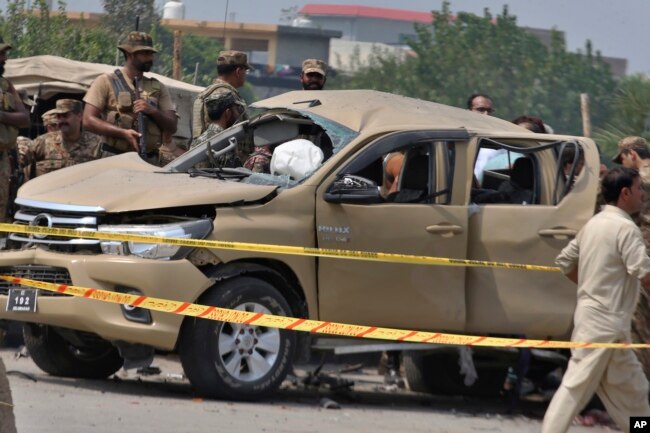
[[0, 348, 609, 433]]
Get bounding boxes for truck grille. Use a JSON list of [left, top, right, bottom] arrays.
[[9, 204, 100, 248], [0, 266, 73, 297]]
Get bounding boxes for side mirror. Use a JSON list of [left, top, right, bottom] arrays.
[[324, 174, 383, 204]]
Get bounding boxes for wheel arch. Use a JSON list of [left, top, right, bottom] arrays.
[[175, 259, 310, 355]]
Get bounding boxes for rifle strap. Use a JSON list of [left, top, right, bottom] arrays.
[[113, 69, 137, 101]]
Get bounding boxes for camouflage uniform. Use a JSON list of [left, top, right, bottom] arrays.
[[243, 145, 272, 173], [0, 38, 26, 222], [16, 136, 33, 180], [191, 50, 250, 138], [190, 123, 240, 168], [632, 163, 650, 377], [27, 130, 101, 177]]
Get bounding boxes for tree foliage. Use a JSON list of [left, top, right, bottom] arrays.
[[332, 2, 616, 136], [101, 0, 158, 41], [594, 74, 650, 159], [0, 0, 229, 89], [0, 0, 114, 64]]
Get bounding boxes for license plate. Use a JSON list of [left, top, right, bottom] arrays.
[[6, 288, 38, 312]]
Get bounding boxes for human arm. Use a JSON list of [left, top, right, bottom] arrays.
[[565, 266, 578, 284], [132, 100, 177, 135], [83, 103, 140, 152], [0, 84, 30, 128], [132, 83, 177, 135], [555, 237, 580, 283]]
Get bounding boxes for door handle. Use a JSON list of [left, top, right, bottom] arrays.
[[426, 224, 463, 235], [538, 228, 577, 239]]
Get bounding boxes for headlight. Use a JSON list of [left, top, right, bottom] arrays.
[[98, 219, 213, 260]]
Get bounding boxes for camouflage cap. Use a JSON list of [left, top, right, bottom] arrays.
[[612, 136, 649, 164], [205, 90, 238, 113], [0, 36, 11, 52], [50, 99, 83, 115], [41, 109, 58, 126], [302, 59, 327, 76], [118, 31, 158, 54], [217, 50, 253, 70], [17, 89, 34, 107]]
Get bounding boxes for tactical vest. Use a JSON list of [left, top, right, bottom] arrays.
[[191, 80, 245, 138], [105, 70, 163, 153], [0, 78, 19, 152]]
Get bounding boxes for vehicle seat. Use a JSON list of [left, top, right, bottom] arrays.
[[498, 157, 535, 204], [387, 152, 429, 203]]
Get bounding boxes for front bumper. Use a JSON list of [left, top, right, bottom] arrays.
[[0, 248, 213, 350]]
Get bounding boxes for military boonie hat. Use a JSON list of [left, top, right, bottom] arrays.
[[41, 109, 58, 126], [50, 99, 83, 115], [612, 136, 649, 164], [217, 50, 253, 71], [17, 89, 34, 107], [302, 59, 327, 76], [118, 31, 158, 54], [0, 36, 11, 52]]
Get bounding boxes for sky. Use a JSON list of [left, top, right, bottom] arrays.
[[4, 0, 650, 74]]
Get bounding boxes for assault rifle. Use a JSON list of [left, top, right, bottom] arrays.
[[133, 16, 147, 160], [7, 147, 24, 220], [133, 76, 147, 160]]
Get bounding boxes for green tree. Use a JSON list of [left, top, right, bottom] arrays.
[[101, 0, 158, 41], [0, 0, 114, 63], [594, 74, 650, 159], [333, 2, 615, 135]]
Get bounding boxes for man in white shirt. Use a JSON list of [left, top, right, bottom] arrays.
[[542, 166, 650, 433]]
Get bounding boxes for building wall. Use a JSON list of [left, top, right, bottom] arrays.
[[307, 16, 418, 44], [276, 33, 332, 67]]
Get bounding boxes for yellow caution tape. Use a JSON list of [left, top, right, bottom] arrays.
[[1, 275, 645, 349], [0, 223, 560, 272]]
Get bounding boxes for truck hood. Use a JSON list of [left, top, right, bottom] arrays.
[[17, 153, 277, 213]]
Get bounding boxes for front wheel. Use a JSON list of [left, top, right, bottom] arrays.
[[23, 324, 123, 379], [179, 276, 296, 400]]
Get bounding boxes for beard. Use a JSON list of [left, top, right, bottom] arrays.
[[139, 61, 153, 72], [302, 81, 323, 90]]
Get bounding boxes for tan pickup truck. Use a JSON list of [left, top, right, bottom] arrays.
[[0, 90, 598, 400]]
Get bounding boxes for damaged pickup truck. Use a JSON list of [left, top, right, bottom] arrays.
[[0, 90, 598, 400]]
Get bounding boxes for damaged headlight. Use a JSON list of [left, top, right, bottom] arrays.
[[98, 219, 213, 260]]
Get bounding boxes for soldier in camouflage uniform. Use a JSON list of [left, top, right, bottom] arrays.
[[26, 99, 101, 177], [192, 50, 249, 138], [189, 91, 245, 168], [15, 89, 35, 180], [0, 37, 30, 223], [243, 145, 272, 173], [299, 58, 327, 90], [83, 32, 177, 166], [613, 136, 650, 378], [41, 109, 59, 133]]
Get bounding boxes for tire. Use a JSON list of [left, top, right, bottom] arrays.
[[23, 324, 123, 379], [179, 276, 296, 401], [404, 349, 509, 397]]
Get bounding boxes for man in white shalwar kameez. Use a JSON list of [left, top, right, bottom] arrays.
[[542, 167, 650, 433]]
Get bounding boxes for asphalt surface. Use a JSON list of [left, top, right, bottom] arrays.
[[0, 348, 611, 433]]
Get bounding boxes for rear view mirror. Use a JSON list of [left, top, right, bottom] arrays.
[[324, 174, 382, 204]]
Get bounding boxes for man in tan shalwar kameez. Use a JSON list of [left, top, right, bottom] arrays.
[[542, 167, 650, 433]]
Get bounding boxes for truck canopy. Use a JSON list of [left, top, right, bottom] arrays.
[[5, 55, 204, 141]]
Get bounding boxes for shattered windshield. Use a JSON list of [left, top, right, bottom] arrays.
[[167, 108, 359, 189]]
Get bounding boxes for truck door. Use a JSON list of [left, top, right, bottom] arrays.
[[466, 138, 599, 338], [315, 131, 470, 332]]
